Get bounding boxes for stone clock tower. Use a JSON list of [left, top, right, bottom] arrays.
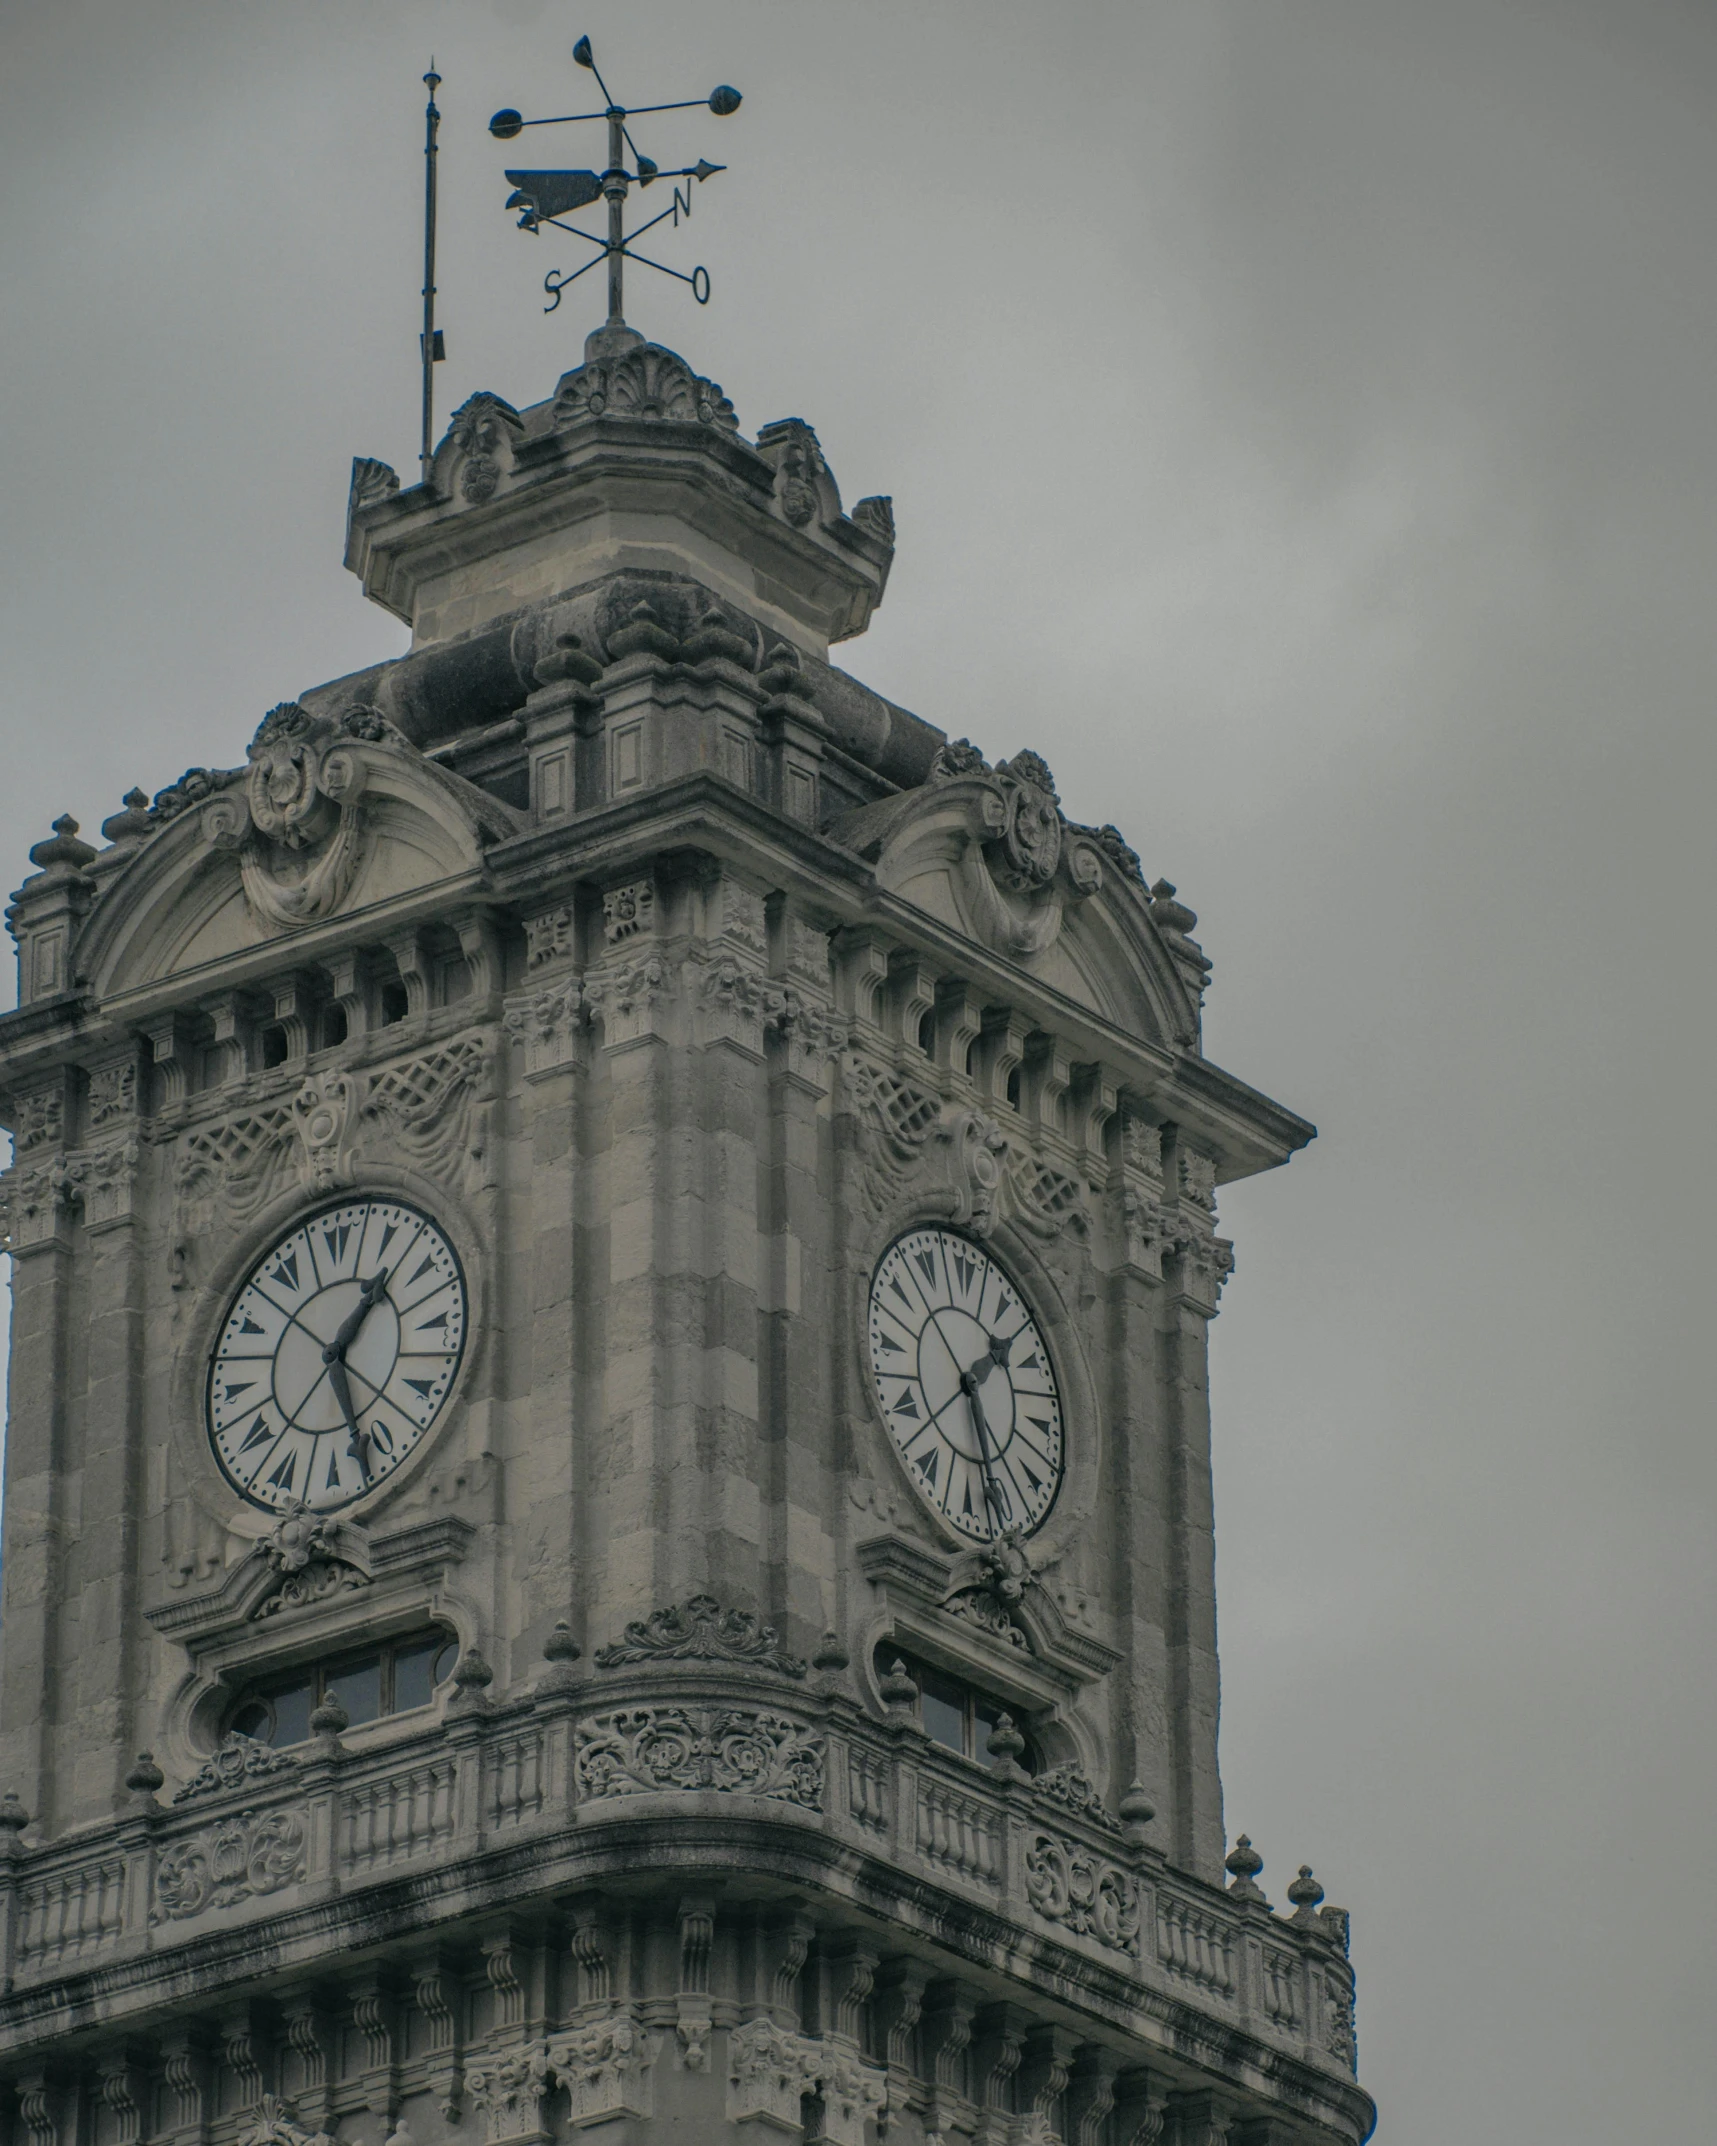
[[0, 320, 1374, 2146]]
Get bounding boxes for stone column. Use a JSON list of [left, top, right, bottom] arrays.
[[1159, 1132, 1235, 1879], [64, 1048, 149, 1822], [0, 1110, 76, 1824]]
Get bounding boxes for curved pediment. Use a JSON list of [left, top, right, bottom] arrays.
[[831, 744, 1209, 1049], [80, 705, 522, 998]]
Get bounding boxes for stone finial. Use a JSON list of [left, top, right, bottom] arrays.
[[879, 1658, 918, 1712], [101, 789, 154, 845], [1119, 1781, 1156, 1848], [1287, 1864, 1325, 1926], [0, 1791, 29, 1849], [539, 1620, 583, 1698], [544, 1620, 582, 1665], [985, 1712, 1029, 1783], [449, 1648, 495, 1710], [812, 1630, 850, 1673], [125, 1751, 165, 1801], [532, 631, 604, 689], [606, 601, 681, 663], [28, 814, 96, 873], [757, 642, 816, 703], [1224, 1834, 1267, 1903], [309, 1691, 349, 1750]]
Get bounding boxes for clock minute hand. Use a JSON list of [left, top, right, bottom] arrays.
[[325, 1357, 372, 1483], [959, 1367, 1010, 1538]]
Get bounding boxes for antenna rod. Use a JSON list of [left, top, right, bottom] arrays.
[[605, 102, 626, 327], [420, 62, 442, 482]]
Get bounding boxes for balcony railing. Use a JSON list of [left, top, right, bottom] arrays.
[[0, 1675, 1358, 2080]]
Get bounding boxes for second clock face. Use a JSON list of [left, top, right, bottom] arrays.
[[207, 1198, 467, 1515], [868, 1228, 1065, 1544]]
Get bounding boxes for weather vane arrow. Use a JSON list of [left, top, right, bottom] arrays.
[[489, 33, 741, 327]]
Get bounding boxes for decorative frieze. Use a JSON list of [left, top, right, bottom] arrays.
[[594, 1595, 807, 1676], [64, 1137, 140, 1229], [172, 1734, 299, 1805], [1031, 1764, 1120, 1834], [585, 953, 672, 1049], [291, 1071, 352, 1190], [464, 2048, 547, 2144], [545, 2015, 657, 2122], [577, 1708, 825, 1808], [12, 1083, 64, 1153], [602, 880, 656, 945], [1023, 1832, 1143, 1958], [153, 1805, 307, 1920], [726, 2016, 822, 2130], [87, 1057, 139, 1128], [525, 904, 575, 968], [504, 978, 585, 1077]]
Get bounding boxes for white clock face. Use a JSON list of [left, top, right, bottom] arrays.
[[867, 1228, 1064, 1544], [208, 1199, 468, 1515]]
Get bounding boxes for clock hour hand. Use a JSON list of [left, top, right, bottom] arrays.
[[964, 1326, 1020, 1387], [325, 1357, 372, 1482], [327, 1270, 389, 1362]]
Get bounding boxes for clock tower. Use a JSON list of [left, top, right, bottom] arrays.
[[0, 321, 1374, 2146]]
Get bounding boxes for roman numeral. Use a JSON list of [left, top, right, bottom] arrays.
[[222, 1381, 255, 1403], [877, 1332, 903, 1354], [239, 1315, 263, 1335], [266, 1452, 296, 1493], [323, 1224, 350, 1263], [269, 1253, 299, 1291], [403, 1377, 435, 1399], [240, 1414, 272, 1453], [921, 1449, 939, 1489], [377, 1223, 398, 1257], [915, 1250, 937, 1285], [325, 1449, 343, 1489], [892, 1390, 919, 1419], [408, 1254, 437, 1286], [414, 1310, 449, 1332]]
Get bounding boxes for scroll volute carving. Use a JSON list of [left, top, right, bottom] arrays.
[[202, 703, 394, 931]]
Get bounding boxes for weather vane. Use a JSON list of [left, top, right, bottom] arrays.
[[489, 34, 742, 333]]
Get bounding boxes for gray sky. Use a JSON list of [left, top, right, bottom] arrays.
[[3, 1, 1714, 2136]]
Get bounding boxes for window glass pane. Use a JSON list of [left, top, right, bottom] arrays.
[[393, 1636, 444, 1713], [269, 1680, 314, 1748], [917, 1665, 968, 1756], [231, 1699, 272, 1742], [973, 1695, 1003, 1756], [326, 1655, 382, 1727]]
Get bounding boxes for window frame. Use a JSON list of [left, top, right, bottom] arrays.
[[228, 1626, 458, 1747]]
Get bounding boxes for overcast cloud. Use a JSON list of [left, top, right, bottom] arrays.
[[2, 3, 1713, 2138]]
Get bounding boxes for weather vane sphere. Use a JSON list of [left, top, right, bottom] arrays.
[[485, 34, 741, 329]]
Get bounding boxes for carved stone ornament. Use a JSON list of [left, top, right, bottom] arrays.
[[1031, 1762, 1120, 1833], [593, 1595, 806, 1677], [831, 746, 1106, 961], [941, 1527, 1036, 1649], [172, 1733, 299, 1805], [726, 2017, 822, 2130], [200, 703, 380, 931], [248, 1500, 370, 1619], [554, 340, 740, 434], [544, 2016, 658, 2124], [576, 1707, 825, 1807], [463, 2048, 548, 2143], [236, 2096, 333, 2146], [445, 390, 522, 503], [1023, 1831, 1143, 1957], [152, 1804, 307, 1918], [756, 417, 840, 530]]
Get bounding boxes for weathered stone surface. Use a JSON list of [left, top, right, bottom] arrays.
[[0, 325, 1367, 2146]]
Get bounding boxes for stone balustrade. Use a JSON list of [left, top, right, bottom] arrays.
[[0, 1679, 1358, 2084]]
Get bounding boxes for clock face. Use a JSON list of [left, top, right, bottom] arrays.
[[207, 1199, 468, 1515], [867, 1228, 1064, 1544]]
